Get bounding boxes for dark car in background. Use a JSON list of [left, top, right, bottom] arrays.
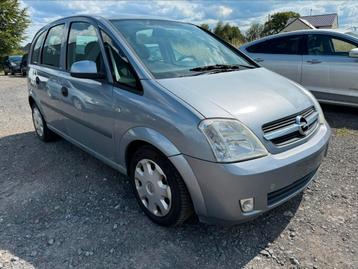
[[3, 55, 23, 75], [20, 53, 28, 76]]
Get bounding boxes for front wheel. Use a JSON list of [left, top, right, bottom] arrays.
[[129, 146, 193, 226], [31, 104, 55, 142]]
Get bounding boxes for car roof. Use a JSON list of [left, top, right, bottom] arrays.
[[241, 29, 358, 49], [34, 14, 191, 39]]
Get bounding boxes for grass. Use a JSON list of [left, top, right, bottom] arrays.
[[335, 127, 357, 137]]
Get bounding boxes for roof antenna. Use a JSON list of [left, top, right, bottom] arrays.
[[310, 9, 312, 16]]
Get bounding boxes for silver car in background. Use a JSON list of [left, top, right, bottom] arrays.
[[28, 16, 330, 226], [241, 29, 358, 107]]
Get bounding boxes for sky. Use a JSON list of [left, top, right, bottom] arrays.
[[21, 0, 358, 45]]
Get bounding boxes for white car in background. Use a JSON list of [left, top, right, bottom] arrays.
[[240, 29, 358, 107]]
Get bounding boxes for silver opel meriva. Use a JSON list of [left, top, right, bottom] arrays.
[[28, 16, 331, 226]]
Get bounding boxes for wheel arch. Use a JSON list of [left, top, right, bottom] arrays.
[[28, 95, 36, 108], [120, 127, 207, 216]]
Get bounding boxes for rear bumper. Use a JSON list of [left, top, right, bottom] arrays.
[[171, 123, 331, 224]]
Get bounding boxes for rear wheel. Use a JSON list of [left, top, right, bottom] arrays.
[[129, 145, 193, 226], [31, 104, 55, 142]]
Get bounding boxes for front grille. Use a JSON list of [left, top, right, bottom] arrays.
[[267, 169, 317, 206], [262, 106, 319, 146]]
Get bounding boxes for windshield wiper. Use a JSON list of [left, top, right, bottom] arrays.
[[189, 64, 241, 72]]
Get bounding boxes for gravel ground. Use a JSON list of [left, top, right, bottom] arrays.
[[0, 75, 357, 269]]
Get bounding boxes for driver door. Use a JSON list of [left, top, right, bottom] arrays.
[[60, 21, 115, 160]]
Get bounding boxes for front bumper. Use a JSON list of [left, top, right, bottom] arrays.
[[171, 123, 331, 224]]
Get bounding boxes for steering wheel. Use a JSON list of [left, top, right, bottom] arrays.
[[177, 55, 197, 62]]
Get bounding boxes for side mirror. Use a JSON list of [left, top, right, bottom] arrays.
[[349, 48, 358, 58], [70, 60, 105, 79]]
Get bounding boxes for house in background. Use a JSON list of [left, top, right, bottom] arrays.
[[281, 13, 338, 32]]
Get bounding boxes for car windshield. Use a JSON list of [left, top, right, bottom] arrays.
[[110, 19, 254, 78], [9, 55, 22, 63]]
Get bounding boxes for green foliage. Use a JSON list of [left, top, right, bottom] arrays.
[[262, 11, 300, 36], [213, 21, 245, 47], [200, 23, 210, 31], [245, 23, 264, 42], [0, 0, 30, 56]]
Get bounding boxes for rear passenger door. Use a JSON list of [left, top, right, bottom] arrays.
[[245, 35, 304, 82], [60, 20, 115, 160], [33, 24, 68, 134]]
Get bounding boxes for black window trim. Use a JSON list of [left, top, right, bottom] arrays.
[[100, 28, 143, 95], [41, 23, 66, 70]]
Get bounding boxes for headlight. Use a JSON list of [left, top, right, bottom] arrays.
[[199, 119, 268, 162]]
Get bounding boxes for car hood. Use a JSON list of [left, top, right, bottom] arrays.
[[157, 67, 313, 140]]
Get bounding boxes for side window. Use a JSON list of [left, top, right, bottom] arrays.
[[331, 37, 357, 56], [247, 36, 302, 55], [42, 24, 64, 67], [31, 31, 46, 64], [67, 22, 103, 71], [101, 30, 138, 89], [307, 35, 357, 56], [307, 35, 333, 55]]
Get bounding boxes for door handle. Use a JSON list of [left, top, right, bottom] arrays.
[[35, 76, 40, 85], [255, 57, 264, 62], [307, 59, 322, 64], [61, 86, 68, 97]]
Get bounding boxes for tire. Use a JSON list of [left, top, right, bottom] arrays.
[[129, 145, 193, 226], [4, 71, 8, 76], [31, 103, 56, 142], [11, 71, 14, 75]]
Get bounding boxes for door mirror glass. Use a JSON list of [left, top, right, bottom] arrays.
[[70, 60, 104, 79], [349, 48, 358, 58]]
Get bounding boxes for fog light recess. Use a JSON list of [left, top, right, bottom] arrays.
[[240, 198, 254, 213]]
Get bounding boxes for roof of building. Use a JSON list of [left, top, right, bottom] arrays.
[[300, 13, 338, 27], [285, 17, 316, 29]]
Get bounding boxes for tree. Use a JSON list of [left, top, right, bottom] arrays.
[[262, 11, 299, 36], [0, 0, 30, 56], [213, 21, 245, 47], [245, 23, 264, 42], [200, 23, 210, 31]]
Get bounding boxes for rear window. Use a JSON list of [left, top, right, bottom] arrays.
[[31, 31, 46, 64], [42, 24, 64, 67], [247, 35, 303, 55]]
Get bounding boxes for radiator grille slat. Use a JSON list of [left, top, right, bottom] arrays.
[[262, 106, 319, 146]]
